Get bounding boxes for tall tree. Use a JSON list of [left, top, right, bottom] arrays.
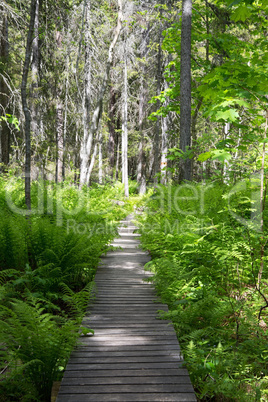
[[179, 0, 192, 182], [21, 0, 38, 210], [55, 30, 64, 183], [30, 0, 40, 178], [137, 26, 149, 195], [0, 8, 10, 169], [121, 36, 129, 197], [108, 85, 116, 178], [80, 0, 92, 185]]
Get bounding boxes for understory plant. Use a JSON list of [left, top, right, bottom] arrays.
[[137, 181, 268, 401], [0, 177, 135, 401]]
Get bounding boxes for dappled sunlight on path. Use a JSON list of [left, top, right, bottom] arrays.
[[57, 214, 196, 401]]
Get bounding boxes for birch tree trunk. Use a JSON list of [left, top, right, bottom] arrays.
[[154, 21, 162, 185], [80, 0, 92, 185], [55, 30, 64, 183], [179, 0, 192, 182], [99, 130, 103, 184], [86, 132, 99, 184], [160, 75, 169, 185], [122, 44, 129, 198], [137, 26, 149, 195], [108, 85, 117, 179], [137, 80, 146, 194], [21, 0, 37, 211], [31, 0, 40, 177], [0, 10, 10, 169], [79, 0, 123, 188]]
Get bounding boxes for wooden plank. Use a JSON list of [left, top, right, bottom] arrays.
[[58, 384, 195, 394], [57, 393, 196, 401], [61, 375, 191, 385], [78, 328, 177, 336], [62, 368, 190, 377], [70, 350, 182, 358], [79, 335, 179, 343], [79, 340, 181, 347], [65, 363, 185, 370], [73, 345, 181, 353], [68, 356, 183, 364]]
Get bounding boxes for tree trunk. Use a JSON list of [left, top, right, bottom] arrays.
[[86, 133, 99, 184], [160, 75, 169, 185], [80, 0, 92, 186], [55, 30, 64, 183], [56, 96, 64, 183], [179, 0, 192, 182], [99, 130, 103, 184], [137, 82, 146, 194], [154, 18, 162, 186], [31, 0, 40, 177], [223, 122, 230, 183], [115, 129, 120, 181], [122, 45, 129, 198], [79, 0, 123, 188], [137, 26, 149, 195], [21, 0, 37, 211], [0, 11, 10, 169], [108, 85, 116, 179]]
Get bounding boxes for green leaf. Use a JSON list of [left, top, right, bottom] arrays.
[[197, 151, 212, 162], [232, 5, 252, 22], [215, 109, 240, 122], [80, 327, 94, 336], [211, 150, 232, 162]]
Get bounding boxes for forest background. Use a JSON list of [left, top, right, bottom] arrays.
[[0, 0, 268, 400]]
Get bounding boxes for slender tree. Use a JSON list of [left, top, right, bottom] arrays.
[[179, 0, 192, 182], [0, 9, 10, 169], [21, 0, 38, 210], [122, 36, 129, 197]]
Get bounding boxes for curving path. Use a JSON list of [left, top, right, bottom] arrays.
[[57, 215, 196, 401]]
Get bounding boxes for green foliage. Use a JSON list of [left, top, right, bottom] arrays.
[[137, 182, 268, 401], [0, 300, 79, 401], [0, 114, 20, 131], [0, 177, 134, 401]]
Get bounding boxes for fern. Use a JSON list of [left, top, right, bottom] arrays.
[[137, 182, 268, 400], [0, 300, 79, 401]]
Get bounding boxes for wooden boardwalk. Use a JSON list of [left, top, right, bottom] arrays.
[[57, 215, 196, 401]]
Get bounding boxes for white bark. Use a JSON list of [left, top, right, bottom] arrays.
[[122, 46, 129, 198], [160, 77, 169, 185], [79, 0, 123, 188], [99, 131, 103, 184]]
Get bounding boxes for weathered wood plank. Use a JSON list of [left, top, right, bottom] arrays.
[[70, 350, 182, 357], [61, 375, 191, 385], [62, 368, 190, 377], [78, 329, 177, 336], [58, 384, 195, 394], [57, 393, 196, 402], [65, 362, 185, 370], [68, 356, 184, 364], [73, 346, 182, 354]]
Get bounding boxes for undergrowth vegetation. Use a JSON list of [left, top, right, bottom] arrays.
[[137, 181, 268, 401], [0, 176, 136, 401]]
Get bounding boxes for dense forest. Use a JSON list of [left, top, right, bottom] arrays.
[[0, 0, 268, 400]]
